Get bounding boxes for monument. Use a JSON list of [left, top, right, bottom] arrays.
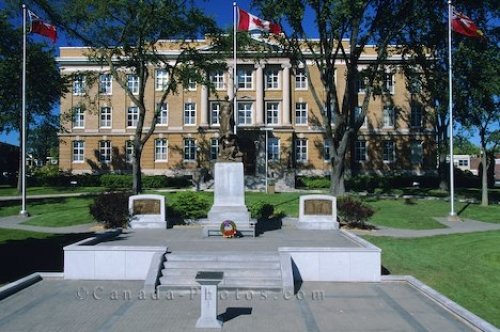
[[296, 194, 338, 230], [203, 98, 253, 236], [129, 194, 166, 229]]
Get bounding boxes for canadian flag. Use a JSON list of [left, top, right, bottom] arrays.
[[237, 7, 281, 34], [28, 10, 57, 43], [451, 8, 484, 39]]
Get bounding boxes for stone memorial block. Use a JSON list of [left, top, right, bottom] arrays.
[[129, 194, 166, 229], [297, 195, 338, 230]]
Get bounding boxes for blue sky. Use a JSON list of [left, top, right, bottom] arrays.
[[0, 0, 488, 147]]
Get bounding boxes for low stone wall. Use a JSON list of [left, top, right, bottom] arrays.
[[63, 231, 167, 280], [279, 230, 381, 282]]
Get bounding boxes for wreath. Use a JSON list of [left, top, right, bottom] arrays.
[[220, 220, 237, 238]]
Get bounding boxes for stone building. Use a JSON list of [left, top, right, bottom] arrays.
[[57, 38, 436, 180]]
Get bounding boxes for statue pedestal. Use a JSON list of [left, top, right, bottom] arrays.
[[204, 162, 252, 235]]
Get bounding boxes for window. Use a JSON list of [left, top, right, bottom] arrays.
[[410, 141, 423, 164], [268, 138, 280, 161], [458, 159, 469, 167], [184, 138, 196, 161], [324, 140, 331, 161], [383, 106, 395, 128], [155, 69, 168, 91], [266, 68, 280, 89], [357, 77, 368, 93], [188, 79, 197, 91], [266, 102, 280, 125], [410, 105, 422, 128], [100, 107, 111, 128], [383, 73, 394, 94], [99, 74, 112, 94], [295, 102, 308, 125], [72, 141, 84, 162], [210, 102, 220, 125], [73, 108, 85, 128], [295, 139, 307, 162], [73, 75, 85, 95], [184, 103, 196, 125], [157, 103, 168, 125], [155, 139, 168, 161], [237, 102, 253, 125], [383, 141, 395, 163], [237, 69, 253, 89], [295, 69, 307, 89], [127, 107, 139, 127], [355, 106, 367, 128], [126, 141, 134, 163], [210, 138, 219, 160], [99, 140, 111, 163], [210, 70, 225, 90], [127, 74, 139, 94], [355, 140, 367, 162], [409, 75, 422, 94]]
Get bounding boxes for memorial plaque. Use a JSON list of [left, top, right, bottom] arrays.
[[304, 199, 332, 215], [133, 199, 161, 215]]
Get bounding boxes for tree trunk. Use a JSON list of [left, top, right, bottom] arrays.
[[132, 149, 143, 194], [438, 152, 449, 191], [330, 157, 345, 196], [481, 151, 488, 206]]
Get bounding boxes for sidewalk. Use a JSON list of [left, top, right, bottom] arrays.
[[0, 215, 97, 234], [349, 217, 500, 238]]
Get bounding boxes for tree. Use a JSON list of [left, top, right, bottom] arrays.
[[453, 136, 480, 156], [27, 116, 59, 164], [35, 0, 223, 193], [454, 40, 499, 206], [0, 10, 67, 190], [254, 0, 422, 195]]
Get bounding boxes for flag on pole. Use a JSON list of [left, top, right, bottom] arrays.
[[237, 7, 281, 34], [28, 9, 57, 43], [451, 8, 484, 39]]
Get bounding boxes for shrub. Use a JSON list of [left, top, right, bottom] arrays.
[[337, 196, 375, 227], [168, 191, 209, 220], [249, 201, 275, 219], [296, 176, 330, 189], [89, 191, 132, 228], [100, 174, 132, 189]]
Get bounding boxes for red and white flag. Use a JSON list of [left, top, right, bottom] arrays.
[[451, 8, 484, 39], [28, 10, 57, 43], [237, 7, 281, 34]]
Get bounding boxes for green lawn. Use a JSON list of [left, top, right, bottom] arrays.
[[0, 186, 103, 196], [0, 228, 53, 244], [0, 197, 95, 227], [365, 198, 500, 229], [365, 232, 500, 328]]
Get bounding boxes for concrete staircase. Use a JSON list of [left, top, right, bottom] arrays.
[[157, 251, 282, 292]]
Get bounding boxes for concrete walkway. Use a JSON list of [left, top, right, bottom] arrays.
[[349, 217, 500, 238], [0, 215, 98, 234]]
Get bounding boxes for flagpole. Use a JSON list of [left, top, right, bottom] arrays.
[[447, 0, 457, 220], [20, 4, 29, 217], [233, 1, 237, 135]]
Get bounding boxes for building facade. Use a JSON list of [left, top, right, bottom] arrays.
[[57, 38, 436, 180]]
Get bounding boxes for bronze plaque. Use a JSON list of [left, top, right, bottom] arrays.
[[133, 199, 161, 215], [304, 200, 332, 215]]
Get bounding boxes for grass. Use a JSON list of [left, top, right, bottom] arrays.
[[0, 197, 95, 227], [0, 186, 103, 196], [0, 229, 91, 284], [364, 231, 500, 328]]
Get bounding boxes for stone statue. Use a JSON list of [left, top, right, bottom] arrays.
[[218, 97, 243, 161]]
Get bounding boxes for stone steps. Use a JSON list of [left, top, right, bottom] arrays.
[[157, 252, 283, 292]]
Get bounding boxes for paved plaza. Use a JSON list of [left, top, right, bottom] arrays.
[[0, 278, 485, 332]]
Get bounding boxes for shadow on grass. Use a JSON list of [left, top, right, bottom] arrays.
[[457, 202, 471, 216], [0, 233, 94, 284]]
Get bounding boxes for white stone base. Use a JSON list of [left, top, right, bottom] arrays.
[[296, 220, 339, 230], [207, 162, 250, 225], [129, 219, 167, 229]]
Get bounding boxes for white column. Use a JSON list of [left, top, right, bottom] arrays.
[[200, 83, 208, 126], [282, 63, 291, 125], [255, 64, 264, 125]]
